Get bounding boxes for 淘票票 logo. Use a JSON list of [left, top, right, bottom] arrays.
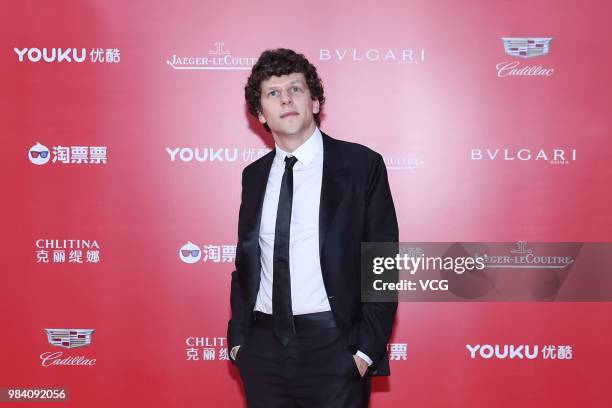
[[28, 143, 108, 165], [179, 242, 237, 264], [179, 241, 202, 264], [29, 143, 51, 165]]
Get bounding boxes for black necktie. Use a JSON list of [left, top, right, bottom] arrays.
[[273, 155, 298, 346]]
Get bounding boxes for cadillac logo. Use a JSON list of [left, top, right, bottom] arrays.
[[501, 37, 552, 58], [44, 328, 95, 349]]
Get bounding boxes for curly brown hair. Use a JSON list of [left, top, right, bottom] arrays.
[[245, 48, 325, 130]]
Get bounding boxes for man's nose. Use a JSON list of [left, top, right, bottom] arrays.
[[280, 90, 293, 104]]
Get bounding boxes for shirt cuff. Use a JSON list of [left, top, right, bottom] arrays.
[[355, 350, 373, 366], [230, 345, 241, 361]]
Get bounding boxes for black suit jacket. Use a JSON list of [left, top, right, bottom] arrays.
[[227, 132, 398, 376]]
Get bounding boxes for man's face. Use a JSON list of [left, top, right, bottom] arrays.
[[258, 72, 320, 139]]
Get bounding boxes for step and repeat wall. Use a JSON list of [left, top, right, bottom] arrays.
[[3, 0, 612, 406]]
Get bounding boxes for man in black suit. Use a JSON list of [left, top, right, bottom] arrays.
[[228, 48, 398, 407]]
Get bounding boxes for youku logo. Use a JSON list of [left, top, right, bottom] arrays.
[[466, 344, 573, 360], [496, 37, 554, 77], [14, 48, 120, 63], [166, 146, 272, 163], [41, 328, 97, 367], [166, 42, 257, 71], [166, 147, 239, 163]]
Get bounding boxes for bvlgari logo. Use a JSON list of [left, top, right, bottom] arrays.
[[319, 48, 425, 64], [166, 42, 257, 71], [496, 37, 554, 77], [470, 148, 576, 165]]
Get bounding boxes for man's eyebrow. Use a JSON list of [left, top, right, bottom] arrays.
[[263, 80, 305, 90], [262, 84, 280, 91]]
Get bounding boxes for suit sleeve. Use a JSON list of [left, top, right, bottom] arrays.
[[349, 153, 399, 370], [227, 168, 251, 356]]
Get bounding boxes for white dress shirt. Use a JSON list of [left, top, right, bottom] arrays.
[[255, 127, 330, 315], [233, 128, 372, 366]]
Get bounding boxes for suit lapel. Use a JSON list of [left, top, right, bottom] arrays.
[[243, 150, 274, 300], [250, 149, 275, 239], [244, 135, 348, 298], [319, 133, 349, 258]]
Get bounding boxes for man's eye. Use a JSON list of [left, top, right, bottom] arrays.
[[268, 90, 278, 97], [290, 86, 301, 93]]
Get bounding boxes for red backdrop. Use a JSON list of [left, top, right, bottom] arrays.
[[2, 0, 612, 406]]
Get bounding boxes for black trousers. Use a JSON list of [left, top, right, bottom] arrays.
[[236, 317, 370, 408]]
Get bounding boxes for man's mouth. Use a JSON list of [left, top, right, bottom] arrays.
[[280, 112, 298, 118]]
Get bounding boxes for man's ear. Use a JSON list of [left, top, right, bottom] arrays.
[[313, 99, 320, 114], [257, 111, 266, 124]]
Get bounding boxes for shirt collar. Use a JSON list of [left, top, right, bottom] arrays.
[[274, 127, 322, 168]]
